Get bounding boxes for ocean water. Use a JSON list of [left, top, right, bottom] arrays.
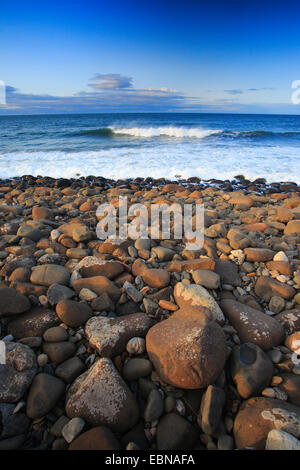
[[0, 113, 299, 183]]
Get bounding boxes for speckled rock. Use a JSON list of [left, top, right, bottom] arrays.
[[233, 397, 300, 449], [73, 256, 124, 280], [8, 307, 60, 339], [174, 282, 225, 324], [65, 358, 139, 433], [146, 307, 226, 389], [85, 313, 153, 357], [0, 342, 37, 402], [275, 309, 300, 335], [220, 299, 284, 350]]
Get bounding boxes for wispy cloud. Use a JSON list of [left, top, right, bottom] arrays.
[[224, 87, 276, 95], [88, 73, 133, 90]]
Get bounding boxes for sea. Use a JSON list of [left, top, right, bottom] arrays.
[[0, 113, 299, 183]]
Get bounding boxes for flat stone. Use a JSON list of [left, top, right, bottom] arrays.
[[191, 270, 220, 289], [220, 299, 284, 350], [85, 313, 153, 357], [167, 258, 215, 273], [65, 357, 139, 433], [30, 264, 70, 287], [7, 307, 60, 339], [73, 276, 121, 302], [73, 256, 124, 280], [244, 248, 275, 262], [255, 277, 295, 301]]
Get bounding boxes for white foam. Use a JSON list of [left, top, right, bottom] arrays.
[[1, 143, 299, 183], [109, 126, 222, 139]]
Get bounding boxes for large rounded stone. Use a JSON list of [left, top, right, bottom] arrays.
[[174, 282, 225, 324], [0, 342, 37, 403], [26, 373, 65, 419], [30, 264, 70, 287], [56, 299, 92, 327], [0, 287, 31, 317], [85, 313, 153, 357], [220, 299, 284, 350], [233, 397, 300, 449], [65, 358, 139, 433], [146, 307, 226, 389], [231, 343, 274, 399]]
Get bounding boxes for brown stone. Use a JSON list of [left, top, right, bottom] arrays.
[[146, 307, 226, 389], [73, 276, 121, 302], [65, 358, 139, 432], [8, 307, 60, 339], [166, 258, 215, 273], [275, 309, 300, 335], [255, 277, 295, 301], [220, 299, 284, 350], [85, 313, 153, 357], [244, 248, 275, 262], [0, 287, 31, 316], [266, 261, 293, 276], [56, 299, 92, 328], [69, 426, 121, 450], [233, 397, 300, 449], [142, 268, 170, 288]]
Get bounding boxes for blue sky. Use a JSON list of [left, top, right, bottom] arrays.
[[1, 0, 300, 114]]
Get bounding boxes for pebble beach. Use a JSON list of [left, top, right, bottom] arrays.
[[0, 173, 300, 451]]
